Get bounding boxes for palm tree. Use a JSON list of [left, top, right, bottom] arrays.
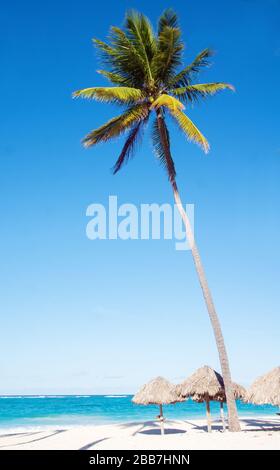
[[73, 9, 240, 431]]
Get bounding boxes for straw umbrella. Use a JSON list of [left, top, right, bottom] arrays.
[[247, 366, 280, 408], [177, 365, 225, 432], [232, 382, 247, 401], [132, 376, 179, 435]]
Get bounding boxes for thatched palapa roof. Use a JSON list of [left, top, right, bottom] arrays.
[[177, 366, 247, 402], [177, 366, 225, 401], [132, 376, 179, 405], [232, 382, 247, 400], [246, 366, 280, 406], [214, 382, 247, 402]]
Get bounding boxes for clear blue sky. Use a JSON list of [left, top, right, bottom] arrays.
[[1, 0, 279, 394]]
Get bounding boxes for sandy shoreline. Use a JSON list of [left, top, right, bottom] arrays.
[[0, 416, 279, 450]]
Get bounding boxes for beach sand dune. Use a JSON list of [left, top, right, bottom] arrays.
[[0, 416, 279, 450]]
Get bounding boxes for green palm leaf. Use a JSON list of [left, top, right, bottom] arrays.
[[168, 48, 213, 88], [158, 9, 179, 33], [113, 117, 148, 174], [125, 10, 156, 66], [97, 70, 132, 86], [83, 104, 148, 147], [93, 38, 116, 58], [150, 94, 184, 111], [152, 115, 176, 182], [93, 26, 146, 89], [152, 26, 183, 84], [73, 86, 143, 105], [172, 82, 235, 103], [171, 109, 210, 153]]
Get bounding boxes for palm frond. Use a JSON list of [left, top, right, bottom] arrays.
[[152, 26, 183, 84], [150, 94, 184, 111], [97, 70, 132, 86], [125, 10, 156, 59], [83, 104, 148, 147], [93, 38, 116, 57], [152, 113, 176, 182], [113, 117, 147, 173], [125, 11, 156, 84], [108, 26, 148, 87], [158, 9, 179, 34], [94, 27, 146, 88], [172, 82, 235, 103], [73, 86, 143, 105], [171, 109, 209, 153], [168, 48, 213, 88]]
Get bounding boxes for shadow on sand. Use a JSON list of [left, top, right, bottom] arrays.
[[120, 420, 187, 436], [0, 429, 67, 449], [241, 418, 280, 432], [140, 428, 186, 435], [183, 419, 224, 433], [182, 417, 280, 433], [80, 437, 110, 450]]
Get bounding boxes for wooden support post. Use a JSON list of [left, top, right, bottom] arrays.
[[220, 401, 226, 432], [159, 404, 164, 435], [206, 399, 212, 433]]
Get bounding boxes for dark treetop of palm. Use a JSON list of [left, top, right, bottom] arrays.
[[74, 9, 241, 432], [73, 9, 234, 180]]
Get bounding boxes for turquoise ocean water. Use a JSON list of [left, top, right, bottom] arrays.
[[0, 395, 278, 430]]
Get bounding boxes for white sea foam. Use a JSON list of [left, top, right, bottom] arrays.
[[45, 396, 67, 399], [105, 395, 128, 398], [0, 396, 23, 399], [0, 395, 69, 400], [21, 396, 46, 399]]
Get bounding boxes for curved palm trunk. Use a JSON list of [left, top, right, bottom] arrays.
[[171, 180, 240, 432], [156, 111, 240, 432]]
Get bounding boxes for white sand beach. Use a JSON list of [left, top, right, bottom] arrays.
[[0, 416, 279, 450]]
